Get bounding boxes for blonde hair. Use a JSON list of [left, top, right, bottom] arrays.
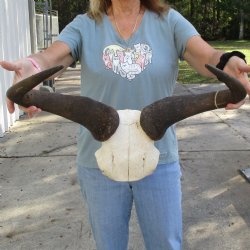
[[88, 0, 169, 22]]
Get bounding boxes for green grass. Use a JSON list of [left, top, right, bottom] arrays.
[[178, 40, 250, 84]]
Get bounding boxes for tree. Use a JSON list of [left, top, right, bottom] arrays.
[[51, 0, 89, 30], [35, 0, 250, 39], [220, 0, 250, 39], [167, 0, 250, 40]]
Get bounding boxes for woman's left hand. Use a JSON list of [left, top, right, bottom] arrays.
[[223, 56, 250, 109]]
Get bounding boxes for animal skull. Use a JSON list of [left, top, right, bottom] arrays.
[[95, 110, 160, 181]]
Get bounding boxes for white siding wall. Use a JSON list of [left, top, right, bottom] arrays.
[[0, 0, 32, 137]]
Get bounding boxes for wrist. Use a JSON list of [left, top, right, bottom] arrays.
[[216, 51, 246, 70], [26, 57, 41, 72]]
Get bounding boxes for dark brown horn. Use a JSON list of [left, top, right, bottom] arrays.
[[140, 64, 247, 141], [6, 66, 119, 141]]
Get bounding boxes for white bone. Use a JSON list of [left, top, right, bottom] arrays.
[[95, 110, 160, 181]]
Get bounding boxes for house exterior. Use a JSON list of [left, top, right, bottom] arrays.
[[0, 0, 58, 137]]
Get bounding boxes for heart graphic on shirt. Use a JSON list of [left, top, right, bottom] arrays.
[[103, 43, 153, 81]]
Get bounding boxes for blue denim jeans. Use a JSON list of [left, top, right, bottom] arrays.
[[77, 161, 182, 250]]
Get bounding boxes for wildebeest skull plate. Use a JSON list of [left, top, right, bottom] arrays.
[[95, 110, 160, 181]]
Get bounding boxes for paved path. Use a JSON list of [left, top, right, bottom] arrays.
[[0, 68, 249, 249]]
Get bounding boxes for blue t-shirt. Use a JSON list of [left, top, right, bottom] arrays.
[[57, 8, 199, 168]]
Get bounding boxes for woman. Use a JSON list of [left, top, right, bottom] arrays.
[[1, 0, 250, 249]]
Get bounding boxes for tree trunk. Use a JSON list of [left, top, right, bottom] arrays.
[[190, 0, 194, 18], [239, 9, 244, 39]]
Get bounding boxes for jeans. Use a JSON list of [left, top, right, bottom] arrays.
[[77, 161, 182, 250]]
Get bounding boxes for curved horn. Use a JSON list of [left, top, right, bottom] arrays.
[[6, 66, 119, 141], [140, 64, 247, 141]]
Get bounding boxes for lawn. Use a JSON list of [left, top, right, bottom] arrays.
[[178, 40, 250, 84]]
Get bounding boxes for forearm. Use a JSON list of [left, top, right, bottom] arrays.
[[27, 41, 74, 73], [183, 35, 250, 110], [183, 36, 224, 78]]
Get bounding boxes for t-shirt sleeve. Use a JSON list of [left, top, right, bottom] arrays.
[[168, 9, 200, 60], [57, 15, 83, 62]]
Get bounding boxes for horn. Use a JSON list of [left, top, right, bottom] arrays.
[[140, 64, 247, 141], [6, 66, 119, 141]]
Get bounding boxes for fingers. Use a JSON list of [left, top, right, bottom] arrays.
[[6, 95, 41, 116], [19, 106, 42, 118], [23, 106, 42, 118], [6, 97, 15, 113], [0, 60, 21, 72], [239, 63, 250, 73], [18, 104, 42, 119], [2, 61, 21, 114], [226, 99, 245, 110], [2, 59, 43, 118], [6, 97, 41, 117], [238, 72, 250, 98], [224, 58, 250, 99], [225, 57, 250, 75], [21, 105, 41, 113]]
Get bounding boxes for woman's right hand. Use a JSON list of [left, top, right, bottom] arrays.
[[0, 59, 42, 118]]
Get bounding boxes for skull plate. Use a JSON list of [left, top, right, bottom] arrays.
[[95, 110, 160, 181]]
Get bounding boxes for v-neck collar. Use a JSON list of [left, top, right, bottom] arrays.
[[104, 9, 148, 46]]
